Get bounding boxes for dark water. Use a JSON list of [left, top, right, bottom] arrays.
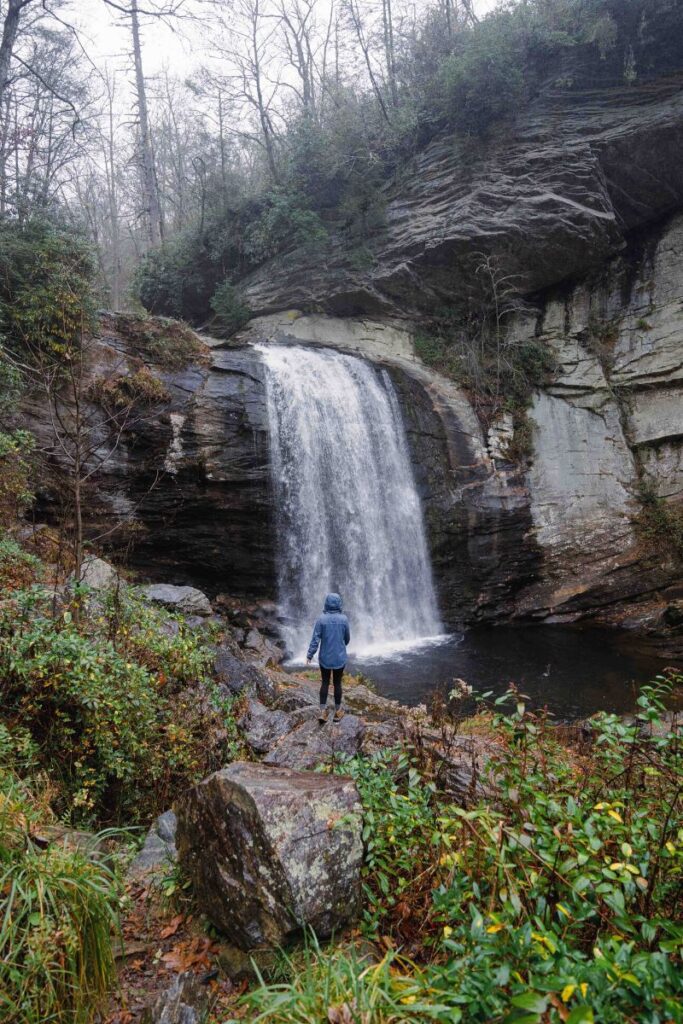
[[342, 625, 679, 720]]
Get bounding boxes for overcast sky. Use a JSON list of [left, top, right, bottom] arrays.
[[69, 0, 500, 81]]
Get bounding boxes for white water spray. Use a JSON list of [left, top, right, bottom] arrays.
[[257, 343, 442, 660]]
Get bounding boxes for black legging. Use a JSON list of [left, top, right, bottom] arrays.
[[319, 665, 344, 707]]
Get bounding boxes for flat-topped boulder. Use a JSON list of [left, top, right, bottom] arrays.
[[140, 584, 212, 616], [176, 761, 363, 950], [263, 714, 366, 770]]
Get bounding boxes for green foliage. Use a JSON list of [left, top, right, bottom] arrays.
[[0, 535, 43, 592], [243, 189, 328, 263], [112, 312, 204, 370], [210, 281, 252, 335], [0, 349, 23, 415], [435, 9, 533, 137], [134, 236, 218, 322], [635, 482, 683, 561], [135, 188, 326, 325], [252, 678, 683, 1022], [245, 936, 433, 1024], [0, 429, 34, 530], [0, 220, 95, 359], [0, 771, 120, 1024], [414, 314, 556, 436], [0, 588, 242, 826], [340, 751, 441, 937], [422, 679, 683, 1022]]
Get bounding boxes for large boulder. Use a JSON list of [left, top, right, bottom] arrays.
[[241, 627, 285, 666], [140, 584, 212, 616], [73, 555, 120, 591], [176, 761, 363, 949], [238, 698, 295, 755]]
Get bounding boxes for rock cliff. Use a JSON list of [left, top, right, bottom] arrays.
[[241, 58, 683, 322], [24, 33, 683, 649]]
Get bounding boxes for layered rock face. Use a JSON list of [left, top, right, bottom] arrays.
[[235, 204, 683, 632], [512, 215, 683, 619], [28, 323, 276, 597], [241, 57, 683, 321]]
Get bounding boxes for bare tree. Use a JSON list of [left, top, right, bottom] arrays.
[[341, 0, 392, 123], [212, 0, 283, 182], [0, 0, 35, 112]]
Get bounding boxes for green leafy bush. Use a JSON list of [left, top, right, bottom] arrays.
[[436, 9, 533, 137], [0, 771, 120, 1024], [0, 590, 242, 825], [243, 189, 328, 263], [0, 429, 34, 530], [210, 281, 252, 335], [340, 751, 441, 938], [251, 678, 683, 1023], [635, 482, 683, 561], [134, 238, 217, 322], [423, 679, 683, 1022], [0, 536, 43, 591], [0, 220, 95, 358], [0, 348, 23, 414]]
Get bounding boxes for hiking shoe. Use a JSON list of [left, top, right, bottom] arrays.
[[318, 707, 329, 723], [333, 707, 345, 722]]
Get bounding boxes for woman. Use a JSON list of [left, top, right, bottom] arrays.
[[306, 592, 350, 723]]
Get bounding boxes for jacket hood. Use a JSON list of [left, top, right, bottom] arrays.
[[324, 593, 343, 613]]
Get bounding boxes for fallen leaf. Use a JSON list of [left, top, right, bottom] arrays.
[[161, 936, 215, 972], [159, 913, 184, 939], [115, 940, 151, 960]]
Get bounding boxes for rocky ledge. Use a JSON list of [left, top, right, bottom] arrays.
[[241, 39, 683, 321]]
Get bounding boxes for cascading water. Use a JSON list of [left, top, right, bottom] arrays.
[[257, 342, 443, 660]]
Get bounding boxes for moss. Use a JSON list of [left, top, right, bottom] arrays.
[[585, 315, 620, 371], [89, 367, 170, 411], [634, 483, 683, 562], [413, 323, 555, 437], [106, 312, 205, 370], [503, 413, 534, 462]]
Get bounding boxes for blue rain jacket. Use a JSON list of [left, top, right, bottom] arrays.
[[307, 593, 350, 669]]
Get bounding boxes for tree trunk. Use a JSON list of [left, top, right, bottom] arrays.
[[130, 0, 163, 246], [0, 0, 31, 113], [382, 0, 398, 107], [251, 1, 279, 182], [218, 91, 228, 201]]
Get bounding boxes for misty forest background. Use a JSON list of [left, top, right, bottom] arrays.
[[0, 0, 672, 331]]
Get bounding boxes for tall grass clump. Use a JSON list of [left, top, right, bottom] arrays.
[[246, 936, 437, 1024], [0, 769, 120, 1024]]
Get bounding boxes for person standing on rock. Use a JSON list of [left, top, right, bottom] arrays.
[[306, 593, 350, 723]]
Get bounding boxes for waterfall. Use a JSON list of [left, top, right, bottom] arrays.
[[257, 342, 442, 660]]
